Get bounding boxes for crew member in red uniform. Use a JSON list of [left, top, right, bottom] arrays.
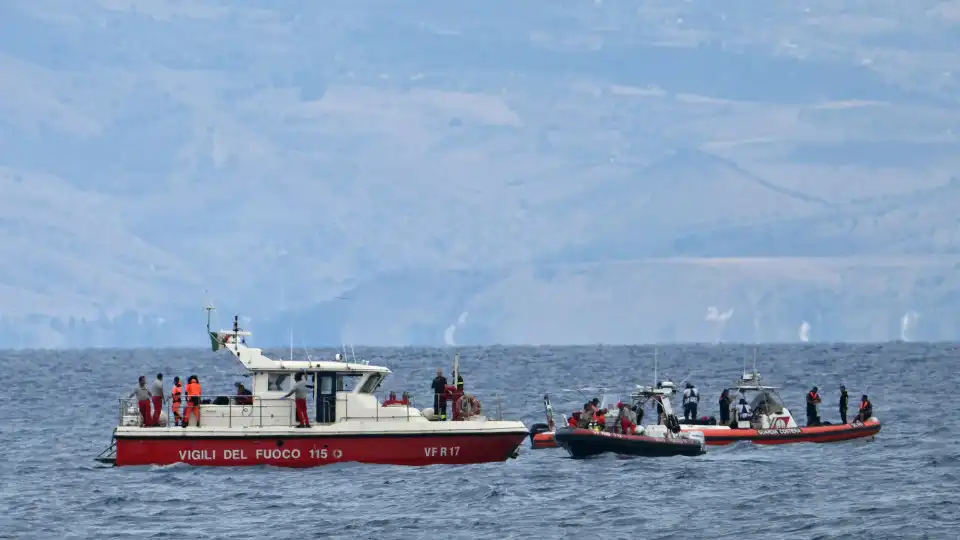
[[568, 411, 581, 428], [616, 402, 637, 434], [382, 391, 401, 406], [129, 376, 153, 426], [170, 377, 184, 426], [284, 372, 312, 427], [183, 375, 202, 428]]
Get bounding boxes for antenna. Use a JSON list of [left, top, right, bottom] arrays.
[[204, 290, 216, 334], [653, 348, 658, 386], [453, 351, 460, 390], [289, 329, 294, 362]]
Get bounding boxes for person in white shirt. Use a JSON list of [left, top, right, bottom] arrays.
[[150, 373, 164, 426], [128, 376, 153, 427], [737, 398, 753, 423], [283, 372, 313, 428]]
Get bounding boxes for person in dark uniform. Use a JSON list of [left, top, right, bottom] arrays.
[[839, 385, 849, 424], [431, 369, 448, 420], [805, 386, 822, 426], [234, 382, 253, 406], [718, 389, 731, 426], [456, 372, 464, 392]]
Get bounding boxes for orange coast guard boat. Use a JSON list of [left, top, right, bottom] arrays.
[[95, 308, 528, 468], [529, 371, 881, 448], [673, 370, 882, 446]]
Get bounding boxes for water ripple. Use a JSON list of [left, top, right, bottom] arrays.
[[0, 343, 957, 539]]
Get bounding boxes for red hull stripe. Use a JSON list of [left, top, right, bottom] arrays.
[[115, 430, 529, 441], [115, 433, 527, 467], [704, 422, 881, 445]]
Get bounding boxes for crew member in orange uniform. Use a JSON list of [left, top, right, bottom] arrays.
[[595, 408, 607, 431], [805, 386, 822, 426], [183, 375, 202, 428], [854, 395, 873, 423], [170, 377, 184, 426]]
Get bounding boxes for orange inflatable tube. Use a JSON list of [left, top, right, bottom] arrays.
[[700, 418, 881, 446]]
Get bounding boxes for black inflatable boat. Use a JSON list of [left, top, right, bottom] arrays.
[[555, 427, 706, 458]]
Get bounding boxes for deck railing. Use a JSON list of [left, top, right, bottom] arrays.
[[117, 391, 508, 428]]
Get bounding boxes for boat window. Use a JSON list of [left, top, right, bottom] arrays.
[[358, 373, 384, 394], [599, 394, 621, 410], [319, 375, 333, 394], [749, 391, 785, 414], [338, 373, 362, 392], [267, 373, 291, 392]]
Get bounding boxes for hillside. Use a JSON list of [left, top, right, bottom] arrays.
[[1, 1, 960, 347]]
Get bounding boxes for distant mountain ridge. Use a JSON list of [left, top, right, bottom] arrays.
[[1, 1, 960, 347]]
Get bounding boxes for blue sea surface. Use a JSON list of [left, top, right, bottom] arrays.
[[1, 343, 958, 539]]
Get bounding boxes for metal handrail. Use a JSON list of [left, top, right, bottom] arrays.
[[116, 395, 427, 428], [115, 390, 516, 428]]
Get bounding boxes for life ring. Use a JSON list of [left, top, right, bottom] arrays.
[[457, 395, 482, 418]]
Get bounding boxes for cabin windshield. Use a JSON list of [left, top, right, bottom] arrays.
[[599, 394, 621, 410], [358, 373, 384, 394], [749, 390, 785, 415], [338, 373, 362, 392], [267, 373, 292, 392]]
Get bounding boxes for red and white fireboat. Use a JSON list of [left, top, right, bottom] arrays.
[[95, 310, 528, 468]]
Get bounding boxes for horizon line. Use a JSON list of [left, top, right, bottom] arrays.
[[0, 339, 951, 352]]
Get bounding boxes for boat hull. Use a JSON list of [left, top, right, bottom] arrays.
[[695, 419, 882, 446], [114, 430, 527, 467], [555, 427, 706, 458]]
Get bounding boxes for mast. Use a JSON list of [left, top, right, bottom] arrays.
[[453, 351, 460, 389], [205, 303, 215, 334], [653, 347, 658, 386]]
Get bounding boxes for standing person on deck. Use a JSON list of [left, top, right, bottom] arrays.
[[719, 389, 732, 426], [284, 372, 312, 428], [839, 385, 849, 424], [150, 373, 165, 426], [456, 371, 464, 392], [431, 369, 448, 420], [183, 375, 202, 428], [806, 386, 822, 426], [129, 376, 153, 426], [170, 377, 184, 427]]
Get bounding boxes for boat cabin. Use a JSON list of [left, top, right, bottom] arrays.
[[725, 371, 799, 429], [627, 380, 679, 424], [135, 321, 431, 430]]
